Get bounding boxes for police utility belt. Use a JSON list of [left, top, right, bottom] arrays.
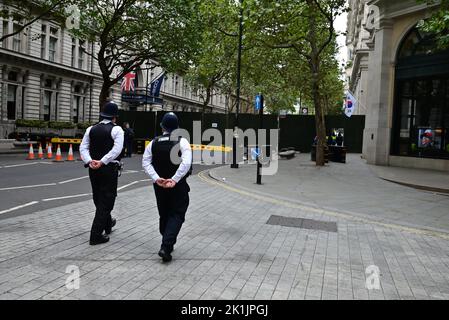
[[84, 160, 124, 176]]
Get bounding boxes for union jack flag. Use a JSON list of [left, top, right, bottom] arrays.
[[121, 72, 136, 92]]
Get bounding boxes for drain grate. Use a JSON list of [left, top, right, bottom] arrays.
[[266, 215, 338, 233]]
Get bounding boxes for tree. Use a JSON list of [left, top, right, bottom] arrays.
[[245, 0, 346, 166], [73, 0, 202, 108], [418, 0, 449, 49], [184, 0, 238, 124]]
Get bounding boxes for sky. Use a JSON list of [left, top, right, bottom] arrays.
[[335, 9, 348, 69]]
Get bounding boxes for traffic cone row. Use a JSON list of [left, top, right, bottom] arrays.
[[26, 142, 80, 162]]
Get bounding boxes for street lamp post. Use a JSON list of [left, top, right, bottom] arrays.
[[145, 61, 150, 111], [231, 0, 244, 169]]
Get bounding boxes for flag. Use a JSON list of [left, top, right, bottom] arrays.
[[121, 71, 136, 92], [344, 90, 357, 118], [148, 72, 165, 97]]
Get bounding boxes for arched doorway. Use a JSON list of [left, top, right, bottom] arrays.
[[392, 25, 449, 159]]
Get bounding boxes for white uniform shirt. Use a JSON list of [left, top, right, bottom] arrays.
[[79, 120, 124, 165], [142, 136, 192, 183]]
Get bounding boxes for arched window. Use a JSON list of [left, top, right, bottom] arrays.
[[392, 25, 449, 160], [397, 28, 440, 59]]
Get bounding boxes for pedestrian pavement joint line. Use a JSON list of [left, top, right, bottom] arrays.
[[197, 169, 449, 241]]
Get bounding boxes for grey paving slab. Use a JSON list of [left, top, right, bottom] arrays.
[[0, 167, 448, 301]]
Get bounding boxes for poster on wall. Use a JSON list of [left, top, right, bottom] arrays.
[[417, 128, 442, 149]]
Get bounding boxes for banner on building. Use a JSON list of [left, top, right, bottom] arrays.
[[344, 90, 357, 118], [148, 72, 165, 97]]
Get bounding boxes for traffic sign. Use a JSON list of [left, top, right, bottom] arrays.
[[255, 94, 263, 111], [251, 147, 260, 161]]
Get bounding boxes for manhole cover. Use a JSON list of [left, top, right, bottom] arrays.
[[266, 215, 338, 233]]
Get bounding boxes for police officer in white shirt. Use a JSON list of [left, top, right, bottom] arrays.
[[80, 101, 124, 245], [142, 112, 192, 262]]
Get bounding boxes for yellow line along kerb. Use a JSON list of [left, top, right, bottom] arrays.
[[197, 170, 449, 241]]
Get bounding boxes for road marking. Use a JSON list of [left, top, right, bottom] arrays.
[[0, 201, 39, 215], [197, 170, 449, 240], [58, 176, 89, 184], [42, 193, 91, 202], [0, 183, 57, 191], [139, 179, 151, 182], [2, 162, 40, 168], [117, 181, 140, 191], [123, 170, 139, 174]]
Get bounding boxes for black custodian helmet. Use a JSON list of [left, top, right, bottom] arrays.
[[100, 101, 119, 119], [160, 112, 179, 132]]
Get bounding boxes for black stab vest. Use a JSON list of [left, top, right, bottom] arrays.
[[89, 122, 123, 162], [151, 134, 191, 183]]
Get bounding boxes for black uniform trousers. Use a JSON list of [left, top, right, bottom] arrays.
[[153, 181, 190, 252], [89, 165, 118, 239]]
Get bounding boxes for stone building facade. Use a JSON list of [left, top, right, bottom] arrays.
[[346, 0, 449, 171]]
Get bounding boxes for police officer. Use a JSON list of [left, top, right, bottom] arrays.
[[79, 101, 124, 245], [142, 112, 192, 262]]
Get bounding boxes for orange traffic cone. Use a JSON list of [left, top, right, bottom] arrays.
[[66, 144, 75, 161], [37, 143, 44, 159], [26, 143, 35, 160], [47, 143, 53, 159], [53, 144, 64, 162]]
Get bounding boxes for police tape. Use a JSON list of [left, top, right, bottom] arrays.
[[144, 140, 231, 152]]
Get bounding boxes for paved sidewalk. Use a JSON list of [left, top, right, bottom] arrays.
[[371, 164, 449, 194], [210, 154, 449, 234], [1, 171, 449, 300]]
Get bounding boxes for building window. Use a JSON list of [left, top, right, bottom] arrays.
[[175, 76, 179, 95], [71, 38, 76, 67], [78, 40, 85, 69], [2, 21, 8, 48], [72, 85, 85, 123], [40, 25, 46, 58], [41, 25, 59, 62], [12, 23, 21, 52], [8, 71, 17, 81], [43, 90, 51, 121], [7, 84, 17, 120], [49, 38, 57, 62], [42, 78, 56, 121]]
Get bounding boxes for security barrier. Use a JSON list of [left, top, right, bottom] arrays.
[[51, 138, 82, 144], [143, 140, 231, 153]]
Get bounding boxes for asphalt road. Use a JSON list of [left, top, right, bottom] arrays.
[[0, 151, 225, 220]]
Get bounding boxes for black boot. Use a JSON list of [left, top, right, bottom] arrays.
[[158, 248, 172, 262], [90, 234, 109, 245], [105, 218, 116, 235]]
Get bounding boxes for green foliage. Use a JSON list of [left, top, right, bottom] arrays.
[[76, 122, 93, 130], [190, 0, 345, 118], [417, 0, 449, 49], [72, 0, 203, 106], [15, 119, 47, 128], [48, 121, 76, 129]]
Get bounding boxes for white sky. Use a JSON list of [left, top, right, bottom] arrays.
[[335, 9, 348, 69]]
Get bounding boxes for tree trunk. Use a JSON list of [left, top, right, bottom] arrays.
[[99, 82, 111, 111], [307, 1, 327, 166], [201, 87, 211, 131]]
